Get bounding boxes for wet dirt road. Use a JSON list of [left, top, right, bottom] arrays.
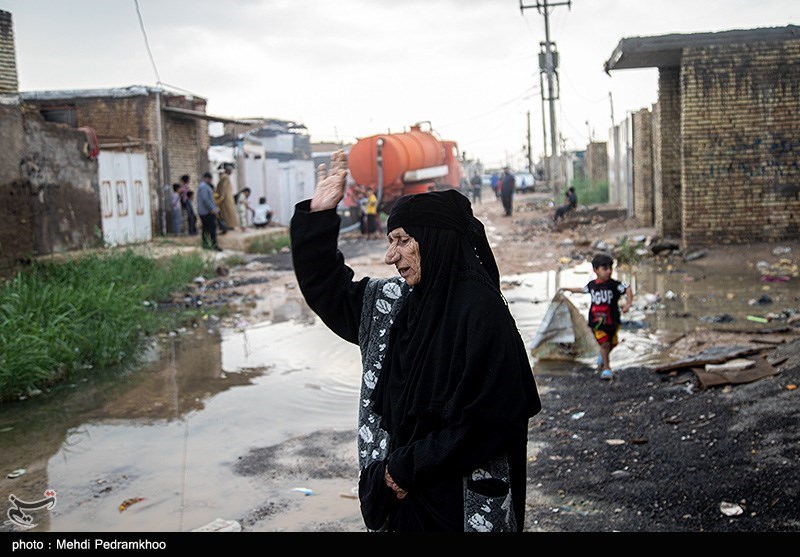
[[2, 191, 798, 532]]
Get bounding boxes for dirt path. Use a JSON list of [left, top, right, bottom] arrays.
[[188, 191, 800, 533]]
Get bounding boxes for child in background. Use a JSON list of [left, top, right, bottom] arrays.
[[560, 253, 633, 380], [236, 188, 254, 231], [170, 183, 183, 235]]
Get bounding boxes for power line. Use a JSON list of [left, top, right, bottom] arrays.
[[134, 0, 161, 84]]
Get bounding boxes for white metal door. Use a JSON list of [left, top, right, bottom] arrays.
[[98, 151, 151, 246]]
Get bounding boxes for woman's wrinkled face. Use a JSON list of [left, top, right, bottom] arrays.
[[385, 227, 421, 286]]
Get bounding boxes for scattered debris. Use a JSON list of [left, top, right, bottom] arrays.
[[655, 345, 766, 374], [290, 487, 314, 496], [650, 240, 680, 255], [118, 497, 145, 512], [746, 315, 769, 324], [700, 314, 735, 324], [7, 468, 26, 479], [529, 292, 597, 361], [704, 358, 756, 373], [719, 501, 744, 517], [605, 439, 625, 445], [692, 354, 780, 390], [683, 249, 708, 262], [191, 518, 242, 532]]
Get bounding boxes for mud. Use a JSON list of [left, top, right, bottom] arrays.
[[3, 191, 798, 534], [198, 192, 800, 532]]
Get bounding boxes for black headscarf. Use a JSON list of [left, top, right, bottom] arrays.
[[372, 189, 538, 443]]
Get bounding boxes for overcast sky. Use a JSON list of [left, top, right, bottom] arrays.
[[3, 0, 797, 169]]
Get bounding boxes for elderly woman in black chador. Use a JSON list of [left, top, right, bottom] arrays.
[[290, 150, 541, 532]]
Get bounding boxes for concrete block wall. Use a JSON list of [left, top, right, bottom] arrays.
[[681, 40, 800, 245], [586, 141, 608, 186], [632, 108, 654, 226], [655, 68, 682, 239], [652, 100, 663, 232], [0, 104, 32, 275], [22, 112, 100, 255]]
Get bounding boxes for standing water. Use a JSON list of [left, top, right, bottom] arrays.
[[0, 255, 788, 531]]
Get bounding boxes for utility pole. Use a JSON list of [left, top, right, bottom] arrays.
[[609, 91, 615, 129], [520, 0, 571, 198], [526, 110, 533, 175]]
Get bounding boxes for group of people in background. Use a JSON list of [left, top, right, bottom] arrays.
[[170, 162, 273, 251]]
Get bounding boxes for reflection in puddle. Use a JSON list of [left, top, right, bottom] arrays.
[[1, 257, 792, 532]]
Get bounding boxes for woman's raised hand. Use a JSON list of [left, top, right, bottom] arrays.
[[310, 149, 348, 212]]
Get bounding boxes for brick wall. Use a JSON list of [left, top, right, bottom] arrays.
[[66, 95, 163, 234], [632, 108, 654, 226], [165, 114, 208, 186], [655, 68, 682, 239], [681, 40, 800, 245]]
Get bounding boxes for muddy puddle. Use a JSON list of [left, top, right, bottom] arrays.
[[0, 257, 792, 532]]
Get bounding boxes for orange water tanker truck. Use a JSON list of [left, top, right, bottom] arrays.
[[345, 122, 466, 215]]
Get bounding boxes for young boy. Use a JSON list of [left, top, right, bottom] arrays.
[[561, 253, 633, 380]]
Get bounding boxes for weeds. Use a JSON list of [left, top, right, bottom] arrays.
[[0, 249, 212, 402], [571, 177, 609, 206], [614, 235, 642, 265], [245, 232, 290, 255]]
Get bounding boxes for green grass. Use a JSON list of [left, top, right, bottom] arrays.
[[571, 177, 610, 206], [245, 232, 291, 254], [0, 249, 213, 402]]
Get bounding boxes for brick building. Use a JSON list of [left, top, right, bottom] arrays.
[[1, 10, 99, 274], [605, 25, 800, 246], [20, 86, 212, 237]]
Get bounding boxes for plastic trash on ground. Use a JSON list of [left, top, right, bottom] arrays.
[[529, 291, 597, 361], [191, 518, 242, 532]]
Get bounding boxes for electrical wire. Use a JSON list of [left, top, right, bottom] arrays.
[[134, 0, 161, 85]]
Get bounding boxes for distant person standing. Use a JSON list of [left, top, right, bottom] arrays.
[[490, 173, 500, 199], [500, 167, 515, 217], [170, 183, 183, 235], [216, 163, 238, 235], [197, 171, 221, 251], [185, 190, 198, 236], [470, 172, 482, 204], [364, 189, 379, 240], [179, 174, 197, 235]]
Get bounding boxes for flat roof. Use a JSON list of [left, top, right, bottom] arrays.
[[604, 25, 800, 73]]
